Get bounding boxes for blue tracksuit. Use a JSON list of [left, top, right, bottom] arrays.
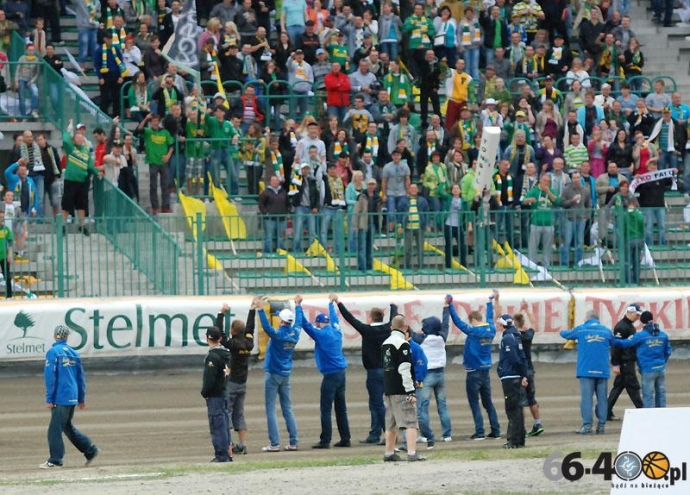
[[448, 302, 496, 371], [614, 323, 672, 373], [44, 341, 86, 406], [560, 318, 616, 378], [301, 303, 348, 376], [497, 327, 528, 380], [259, 308, 302, 376], [4, 162, 39, 213], [409, 339, 428, 384]]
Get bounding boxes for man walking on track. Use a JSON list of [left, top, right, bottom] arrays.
[[201, 324, 232, 462], [41, 325, 100, 468], [607, 303, 644, 420], [333, 294, 397, 445], [302, 295, 351, 449]]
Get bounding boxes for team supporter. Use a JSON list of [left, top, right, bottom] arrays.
[[201, 323, 232, 462], [495, 313, 528, 449], [257, 297, 302, 452], [218, 301, 255, 456], [302, 296, 351, 449], [614, 311, 672, 408], [0, 208, 14, 299], [41, 326, 100, 468], [382, 315, 426, 462], [522, 174, 561, 270], [333, 294, 396, 445], [514, 301, 544, 437], [560, 310, 618, 435], [3, 159, 37, 260], [136, 114, 173, 215], [607, 303, 644, 421], [446, 292, 501, 441]]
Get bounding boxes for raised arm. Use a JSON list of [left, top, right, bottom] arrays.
[[328, 301, 340, 329], [258, 308, 277, 338], [440, 306, 450, 342], [521, 300, 537, 332], [446, 296, 470, 334]]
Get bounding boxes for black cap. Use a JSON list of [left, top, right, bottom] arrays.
[[338, 151, 350, 158], [305, 20, 315, 26], [206, 326, 222, 340], [640, 311, 653, 324], [295, 48, 304, 54]]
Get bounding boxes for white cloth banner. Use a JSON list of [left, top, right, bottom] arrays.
[[0, 291, 571, 361], [629, 168, 676, 193]]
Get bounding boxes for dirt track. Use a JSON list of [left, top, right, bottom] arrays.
[[0, 360, 688, 494]]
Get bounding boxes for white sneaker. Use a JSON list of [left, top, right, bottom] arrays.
[[442, 436, 452, 442], [416, 436, 428, 443], [39, 461, 61, 469]]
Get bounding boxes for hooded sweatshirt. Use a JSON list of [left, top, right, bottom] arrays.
[[259, 308, 302, 376], [448, 302, 496, 372], [412, 307, 450, 370], [614, 322, 672, 373]]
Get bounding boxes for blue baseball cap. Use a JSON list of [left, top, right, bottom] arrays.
[[497, 314, 514, 326], [315, 313, 330, 324]]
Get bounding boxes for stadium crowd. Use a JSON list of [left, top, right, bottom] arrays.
[[0, 0, 687, 283]]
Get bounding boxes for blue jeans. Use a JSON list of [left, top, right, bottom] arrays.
[[78, 27, 98, 63], [626, 239, 643, 285], [263, 217, 286, 253], [379, 41, 398, 62], [365, 368, 386, 440], [657, 151, 677, 170], [386, 195, 406, 226], [618, 0, 630, 15], [495, 206, 514, 244], [286, 25, 305, 44], [18, 78, 38, 116], [319, 207, 343, 253], [327, 106, 348, 123], [466, 369, 501, 436], [264, 372, 299, 447], [644, 207, 666, 245], [484, 47, 496, 68], [462, 47, 480, 80], [348, 212, 357, 251], [427, 196, 442, 229], [417, 369, 452, 441], [207, 396, 231, 461], [30, 174, 45, 216], [561, 219, 586, 266], [319, 370, 351, 444], [356, 227, 373, 271], [294, 91, 309, 121], [579, 377, 608, 427], [169, 153, 185, 189], [208, 148, 230, 194], [47, 405, 97, 465], [642, 371, 666, 408], [292, 205, 316, 252]]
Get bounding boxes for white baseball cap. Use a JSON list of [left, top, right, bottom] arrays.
[[277, 309, 294, 323]]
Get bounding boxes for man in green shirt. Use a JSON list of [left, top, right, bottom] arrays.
[[403, 3, 434, 78], [621, 199, 645, 285], [522, 174, 561, 269], [0, 211, 14, 299], [137, 113, 174, 214], [204, 105, 240, 196], [61, 128, 103, 236]]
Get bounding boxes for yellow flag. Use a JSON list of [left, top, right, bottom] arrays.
[[206, 251, 224, 271], [213, 62, 229, 109], [504, 241, 522, 269], [179, 190, 206, 234], [277, 249, 313, 276], [564, 340, 577, 350], [211, 182, 247, 240], [373, 259, 416, 290], [423, 241, 469, 271], [492, 239, 506, 256], [306, 239, 339, 272], [495, 256, 514, 269], [513, 268, 530, 285]]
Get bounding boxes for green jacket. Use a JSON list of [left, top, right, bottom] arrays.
[[204, 116, 237, 150], [62, 132, 99, 183], [422, 163, 449, 198], [524, 187, 561, 226], [460, 168, 496, 208], [623, 207, 645, 242], [403, 14, 435, 50], [383, 72, 413, 107]]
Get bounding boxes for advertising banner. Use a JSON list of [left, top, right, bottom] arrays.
[[0, 290, 571, 361]]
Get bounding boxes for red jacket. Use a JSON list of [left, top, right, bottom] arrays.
[[324, 71, 351, 107]]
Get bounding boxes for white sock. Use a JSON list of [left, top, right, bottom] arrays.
[[408, 450, 416, 456]]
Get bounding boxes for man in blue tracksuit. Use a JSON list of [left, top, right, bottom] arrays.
[[258, 298, 302, 451], [560, 310, 617, 435], [411, 308, 452, 447], [447, 292, 501, 440], [42, 325, 99, 468], [300, 297, 352, 449], [614, 311, 672, 409], [496, 314, 529, 449]]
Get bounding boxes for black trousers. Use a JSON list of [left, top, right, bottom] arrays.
[[99, 75, 122, 117], [1, 258, 12, 299], [502, 378, 525, 447], [607, 360, 643, 415], [38, 3, 62, 42], [419, 86, 440, 128]]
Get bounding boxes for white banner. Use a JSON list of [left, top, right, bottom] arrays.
[[474, 126, 501, 196], [572, 289, 690, 338], [0, 290, 571, 361], [629, 169, 676, 193]]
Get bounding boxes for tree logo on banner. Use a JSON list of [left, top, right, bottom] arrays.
[[14, 311, 36, 339]]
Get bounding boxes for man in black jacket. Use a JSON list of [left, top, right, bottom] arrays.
[[381, 314, 425, 462], [332, 294, 396, 445], [217, 44, 244, 86], [258, 176, 289, 253], [217, 300, 256, 456], [37, 133, 61, 217], [291, 163, 319, 253], [418, 50, 442, 130], [158, 0, 181, 47], [201, 326, 232, 462], [496, 314, 528, 449], [296, 21, 321, 65], [607, 303, 644, 420]]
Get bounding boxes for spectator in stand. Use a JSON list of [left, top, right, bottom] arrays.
[[606, 129, 634, 178], [258, 175, 288, 253], [564, 133, 590, 173], [320, 164, 346, 253], [378, 1, 401, 62], [134, 20, 152, 52], [152, 74, 183, 117], [36, 134, 61, 218], [102, 140, 127, 184], [205, 105, 239, 195], [418, 50, 442, 130], [92, 128, 107, 168], [209, 0, 237, 27], [19, 130, 45, 216], [522, 174, 561, 269], [162, 104, 186, 192], [493, 159, 516, 245], [403, 2, 434, 78], [577, 91, 605, 141], [381, 149, 411, 234], [197, 17, 221, 52], [0, 10, 19, 53], [94, 32, 127, 117], [291, 163, 318, 253], [399, 183, 429, 270], [4, 159, 37, 260], [645, 80, 672, 120], [444, 59, 472, 131], [622, 38, 644, 92], [343, 95, 374, 142], [617, 83, 639, 115], [457, 6, 481, 81], [637, 161, 672, 246], [443, 183, 466, 267], [422, 150, 450, 230], [621, 198, 645, 285], [480, 6, 508, 68], [632, 130, 658, 176], [295, 20, 320, 65], [492, 47, 511, 80], [61, 125, 103, 236], [503, 130, 535, 179], [345, 170, 364, 250], [127, 71, 151, 121], [122, 35, 142, 79], [388, 110, 417, 158], [587, 127, 609, 177], [628, 99, 656, 139], [156, 0, 180, 46], [281, 0, 308, 44], [14, 43, 40, 118], [352, 178, 377, 270], [5, 0, 29, 36], [560, 171, 591, 267], [324, 62, 350, 123], [535, 135, 563, 174], [136, 114, 173, 215], [648, 107, 685, 170]]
